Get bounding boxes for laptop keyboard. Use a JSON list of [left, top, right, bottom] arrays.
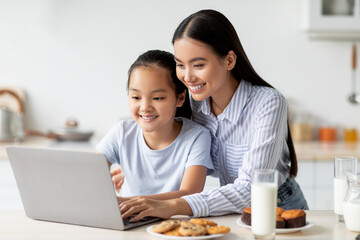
[[123, 214, 152, 224], [123, 214, 161, 229]]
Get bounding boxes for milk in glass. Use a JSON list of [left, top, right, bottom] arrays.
[[333, 156, 357, 222], [251, 182, 277, 237], [333, 178, 348, 215]]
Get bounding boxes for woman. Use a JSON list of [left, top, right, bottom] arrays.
[[118, 9, 308, 222]]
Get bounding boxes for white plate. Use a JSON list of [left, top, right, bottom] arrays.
[[236, 218, 314, 234], [146, 226, 226, 240]]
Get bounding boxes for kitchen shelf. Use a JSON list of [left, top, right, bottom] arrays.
[[300, 0, 360, 40]]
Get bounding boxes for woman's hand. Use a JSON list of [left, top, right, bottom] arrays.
[[119, 197, 192, 222], [110, 165, 124, 192]]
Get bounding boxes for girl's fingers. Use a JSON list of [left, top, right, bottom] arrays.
[[129, 209, 152, 222], [112, 173, 124, 191], [121, 202, 146, 219], [115, 177, 124, 192], [120, 197, 150, 218], [110, 166, 122, 176]]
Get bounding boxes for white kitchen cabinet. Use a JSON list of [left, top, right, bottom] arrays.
[[0, 160, 23, 210], [299, 0, 360, 40], [296, 161, 334, 210]]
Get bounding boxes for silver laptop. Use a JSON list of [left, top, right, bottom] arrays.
[[6, 146, 160, 230]]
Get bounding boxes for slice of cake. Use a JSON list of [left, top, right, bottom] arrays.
[[276, 215, 286, 228], [281, 209, 306, 228], [241, 207, 251, 225]]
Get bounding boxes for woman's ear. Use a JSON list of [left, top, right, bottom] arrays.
[[226, 50, 237, 71], [176, 89, 186, 107]]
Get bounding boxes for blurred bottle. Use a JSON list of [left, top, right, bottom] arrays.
[[319, 126, 337, 142], [344, 128, 358, 143], [290, 113, 313, 142]]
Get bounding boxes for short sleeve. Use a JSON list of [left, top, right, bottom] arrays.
[[96, 123, 122, 165], [185, 129, 214, 175]]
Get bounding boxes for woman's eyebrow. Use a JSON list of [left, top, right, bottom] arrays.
[[174, 57, 206, 63]]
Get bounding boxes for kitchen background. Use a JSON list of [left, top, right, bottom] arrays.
[[1, 0, 360, 210], [1, 0, 360, 136]]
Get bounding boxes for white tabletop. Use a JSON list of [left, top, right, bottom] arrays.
[[0, 210, 358, 240]]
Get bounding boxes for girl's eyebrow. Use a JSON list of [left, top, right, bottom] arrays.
[[174, 57, 206, 63], [129, 88, 167, 93]]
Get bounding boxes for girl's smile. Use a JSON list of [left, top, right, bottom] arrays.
[[140, 114, 158, 122], [128, 66, 184, 143]]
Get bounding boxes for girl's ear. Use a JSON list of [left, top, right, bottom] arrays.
[[226, 50, 237, 71], [176, 89, 186, 107]]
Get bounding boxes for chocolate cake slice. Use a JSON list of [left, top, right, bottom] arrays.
[[281, 209, 306, 228], [241, 207, 251, 226]]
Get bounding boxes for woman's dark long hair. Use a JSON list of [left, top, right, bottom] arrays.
[[127, 50, 191, 119], [172, 9, 297, 177]]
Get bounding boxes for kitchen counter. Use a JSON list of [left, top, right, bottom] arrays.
[[0, 136, 98, 160], [294, 141, 360, 161], [2, 137, 360, 162], [0, 210, 358, 240]]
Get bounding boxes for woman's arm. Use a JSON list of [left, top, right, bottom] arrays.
[[182, 92, 288, 217]]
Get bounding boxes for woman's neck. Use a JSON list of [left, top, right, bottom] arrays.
[[143, 120, 182, 150], [210, 76, 240, 117]]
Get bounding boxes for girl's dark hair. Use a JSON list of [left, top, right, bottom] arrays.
[[172, 9, 297, 177], [127, 49, 191, 119]]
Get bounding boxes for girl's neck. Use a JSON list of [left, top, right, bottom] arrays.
[[210, 76, 239, 117], [143, 120, 182, 150]]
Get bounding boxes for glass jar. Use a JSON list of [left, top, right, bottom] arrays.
[[344, 128, 358, 143], [290, 113, 313, 142], [343, 172, 360, 232]]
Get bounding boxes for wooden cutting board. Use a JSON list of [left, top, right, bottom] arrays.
[[0, 86, 25, 113]]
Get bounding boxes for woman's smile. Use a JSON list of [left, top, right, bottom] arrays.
[[188, 83, 206, 93]]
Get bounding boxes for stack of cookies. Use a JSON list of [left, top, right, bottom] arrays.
[[151, 218, 231, 236], [241, 207, 306, 229]]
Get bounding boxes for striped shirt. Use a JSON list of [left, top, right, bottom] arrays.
[[182, 80, 291, 217]]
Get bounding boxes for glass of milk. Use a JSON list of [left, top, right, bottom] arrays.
[[251, 169, 278, 240], [334, 156, 357, 222]]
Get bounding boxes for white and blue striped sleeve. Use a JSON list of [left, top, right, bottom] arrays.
[[182, 93, 288, 217]]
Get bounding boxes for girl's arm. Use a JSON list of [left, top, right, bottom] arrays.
[[120, 198, 192, 221], [117, 124, 212, 202], [140, 165, 206, 200], [117, 165, 207, 203], [117, 165, 207, 220]]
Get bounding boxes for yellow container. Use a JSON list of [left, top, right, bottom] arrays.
[[344, 128, 358, 142]]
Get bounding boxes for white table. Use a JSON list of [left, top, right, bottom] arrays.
[[0, 210, 358, 240]]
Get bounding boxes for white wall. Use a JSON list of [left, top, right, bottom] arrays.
[[0, 0, 359, 139]]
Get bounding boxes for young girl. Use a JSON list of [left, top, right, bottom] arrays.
[[119, 9, 308, 221], [97, 50, 213, 199]]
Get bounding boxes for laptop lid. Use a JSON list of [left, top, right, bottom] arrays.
[[6, 146, 126, 230]]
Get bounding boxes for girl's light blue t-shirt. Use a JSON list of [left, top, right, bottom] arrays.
[[96, 117, 214, 197]]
